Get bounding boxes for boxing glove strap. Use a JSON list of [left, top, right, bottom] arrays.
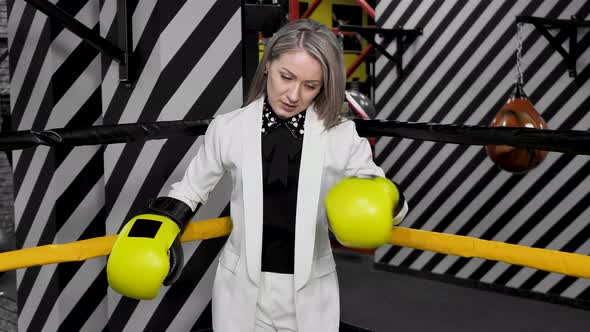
[[148, 197, 194, 230]]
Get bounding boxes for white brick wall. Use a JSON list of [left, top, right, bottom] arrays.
[[0, 0, 7, 94], [0, 0, 13, 242], [0, 296, 17, 331]]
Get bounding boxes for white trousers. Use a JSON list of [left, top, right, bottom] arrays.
[[255, 272, 298, 332]]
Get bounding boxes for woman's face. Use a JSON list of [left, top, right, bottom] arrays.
[[266, 50, 323, 120]]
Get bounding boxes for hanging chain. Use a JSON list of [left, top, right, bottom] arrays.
[[337, 31, 345, 50], [515, 22, 524, 85]]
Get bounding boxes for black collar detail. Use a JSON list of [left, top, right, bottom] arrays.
[[261, 100, 305, 140], [261, 99, 305, 187]]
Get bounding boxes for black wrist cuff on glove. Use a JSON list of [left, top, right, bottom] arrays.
[[148, 197, 195, 230]]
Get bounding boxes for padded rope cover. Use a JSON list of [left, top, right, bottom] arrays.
[[0, 119, 588, 155], [354, 119, 590, 155], [2, 217, 590, 280], [0, 120, 211, 150]]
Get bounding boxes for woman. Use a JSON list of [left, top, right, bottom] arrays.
[[107, 19, 402, 332], [174, 18, 389, 331]]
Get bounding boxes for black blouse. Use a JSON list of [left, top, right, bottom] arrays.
[[260, 101, 305, 274]]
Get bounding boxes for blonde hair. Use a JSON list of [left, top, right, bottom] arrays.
[[246, 19, 347, 129]]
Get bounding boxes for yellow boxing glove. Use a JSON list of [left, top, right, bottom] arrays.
[[325, 176, 407, 249], [107, 197, 195, 300]]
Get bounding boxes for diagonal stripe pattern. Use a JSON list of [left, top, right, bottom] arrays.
[[375, 0, 590, 305], [8, 0, 241, 330]]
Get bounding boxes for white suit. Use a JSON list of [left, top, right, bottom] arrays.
[[169, 97, 384, 331]]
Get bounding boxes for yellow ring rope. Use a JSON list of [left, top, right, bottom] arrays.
[[0, 217, 588, 279]]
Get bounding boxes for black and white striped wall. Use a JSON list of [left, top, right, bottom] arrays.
[[8, 0, 241, 330], [7, 0, 590, 329], [374, 0, 590, 304]]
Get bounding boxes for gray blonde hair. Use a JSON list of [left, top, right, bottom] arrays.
[[246, 19, 347, 129]]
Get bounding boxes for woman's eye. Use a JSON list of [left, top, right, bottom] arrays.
[[281, 75, 292, 80], [306, 85, 318, 90]]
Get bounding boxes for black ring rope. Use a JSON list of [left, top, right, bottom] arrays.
[[0, 119, 588, 155], [354, 120, 590, 155], [0, 120, 211, 151]]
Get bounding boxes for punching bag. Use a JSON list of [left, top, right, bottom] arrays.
[[485, 82, 548, 173], [345, 89, 377, 153], [345, 90, 377, 119]]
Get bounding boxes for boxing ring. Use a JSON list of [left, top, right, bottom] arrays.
[[0, 117, 588, 332], [0, 118, 588, 276], [3, 0, 590, 331]]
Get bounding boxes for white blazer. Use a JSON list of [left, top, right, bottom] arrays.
[[168, 97, 384, 332]]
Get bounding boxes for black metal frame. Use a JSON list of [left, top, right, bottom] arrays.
[[337, 24, 422, 76], [241, 2, 285, 100], [25, 0, 134, 86], [516, 15, 590, 77], [0, 37, 7, 64]]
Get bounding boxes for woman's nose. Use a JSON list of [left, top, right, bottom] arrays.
[[287, 84, 300, 103]]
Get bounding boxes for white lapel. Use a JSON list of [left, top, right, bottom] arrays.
[[294, 104, 326, 291], [242, 98, 264, 286], [241, 98, 326, 290]]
